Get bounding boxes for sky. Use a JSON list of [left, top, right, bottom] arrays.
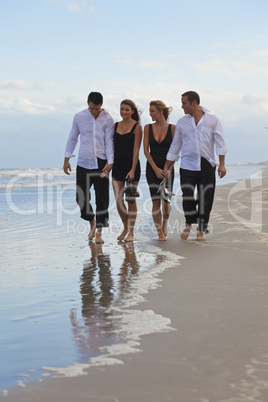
[[1, 0, 268, 168]]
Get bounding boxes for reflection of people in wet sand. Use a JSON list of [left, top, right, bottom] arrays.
[[70, 242, 142, 357], [69, 242, 114, 356], [117, 242, 140, 294], [81, 242, 114, 311]]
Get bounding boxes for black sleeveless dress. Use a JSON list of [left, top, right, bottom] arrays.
[[146, 124, 174, 200], [112, 122, 141, 182]]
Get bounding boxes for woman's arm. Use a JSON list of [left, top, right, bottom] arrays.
[[126, 124, 142, 180]]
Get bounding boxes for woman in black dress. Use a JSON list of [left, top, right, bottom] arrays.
[[144, 100, 175, 240], [112, 100, 142, 242]]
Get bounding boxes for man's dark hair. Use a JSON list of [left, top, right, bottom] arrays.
[[87, 92, 103, 105], [181, 91, 200, 104]]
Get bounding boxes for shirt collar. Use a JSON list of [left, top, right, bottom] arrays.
[[185, 105, 210, 118]]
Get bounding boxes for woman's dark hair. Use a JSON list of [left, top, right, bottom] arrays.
[[120, 99, 141, 123], [181, 91, 200, 104], [150, 100, 173, 121], [87, 92, 103, 105]]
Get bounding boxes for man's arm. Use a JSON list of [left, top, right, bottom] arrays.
[[63, 115, 79, 175], [100, 116, 114, 178], [104, 117, 114, 165], [213, 116, 227, 179], [164, 123, 181, 176]]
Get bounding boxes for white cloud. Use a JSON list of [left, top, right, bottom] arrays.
[[196, 58, 268, 78], [47, 0, 96, 14], [251, 49, 268, 57], [113, 53, 171, 70], [0, 79, 38, 91], [0, 97, 55, 115], [137, 60, 169, 69]]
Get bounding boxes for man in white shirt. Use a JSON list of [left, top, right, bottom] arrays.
[[164, 91, 227, 241], [63, 92, 114, 244]]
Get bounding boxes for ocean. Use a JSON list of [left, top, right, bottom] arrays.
[[0, 164, 266, 392]]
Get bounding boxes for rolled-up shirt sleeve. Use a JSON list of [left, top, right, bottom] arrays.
[[214, 117, 228, 156], [64, 115, 79, 158], [166, 124, 182, 161], [105, 117, 115, 165]]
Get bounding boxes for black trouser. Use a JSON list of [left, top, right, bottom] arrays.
[[76, 161, 109, 229], [180, 157, 216, 233]]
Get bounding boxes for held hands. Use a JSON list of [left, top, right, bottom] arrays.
[[163, 169, 171, 180], [100, 163, 113, 178], [154, 167, 166, 179]]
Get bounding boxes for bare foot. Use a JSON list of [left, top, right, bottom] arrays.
[[124, 233, 134, 242], [158, 230, 166, 241], [95, 229, 104, 244], [95, 242, 103, 253], [197, 231, 205, 241], [88, 219, 96, 240], [95, 234, 104, 244], [180, 225, 191, 240], [162, 221, 168, 237], [117, 228, 128, 241]]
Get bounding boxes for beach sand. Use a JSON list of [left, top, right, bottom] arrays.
[[2, 167, 268, 402]]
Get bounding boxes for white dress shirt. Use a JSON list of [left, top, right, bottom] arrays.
[[64, 108, 114, 169], [166, 107, 227, 171]]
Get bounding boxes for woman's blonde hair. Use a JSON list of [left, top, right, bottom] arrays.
[[150, 100, 173, 121]]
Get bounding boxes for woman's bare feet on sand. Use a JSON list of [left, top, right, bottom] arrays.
[[88, 219, 96, 240], [197, 231, 205, 241], [117, 228, 128, 241], [180, 225, 191, 240], [158, 230, 166, 241], [162, 221, 168, 238]]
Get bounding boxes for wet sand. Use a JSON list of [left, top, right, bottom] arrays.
[[2, 168, 268, 402]]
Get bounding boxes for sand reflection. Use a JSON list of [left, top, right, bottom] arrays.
[[117, 242, 140, 294], [70, 240, 140, 358]]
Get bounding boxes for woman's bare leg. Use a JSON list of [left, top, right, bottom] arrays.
[[113, 181, 128, 240], [152, 200, 166, 241], [162, 201, 171, 237], [125, 181, 139, 242]]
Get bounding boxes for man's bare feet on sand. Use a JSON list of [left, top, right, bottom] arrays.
[[124, 233, 134, 242], [180, 225, 191, 240], [197, 231, 205, 241], [94, 228, 104, 244], [88, 219, 96, 240], [117, 228, 128, 241]]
